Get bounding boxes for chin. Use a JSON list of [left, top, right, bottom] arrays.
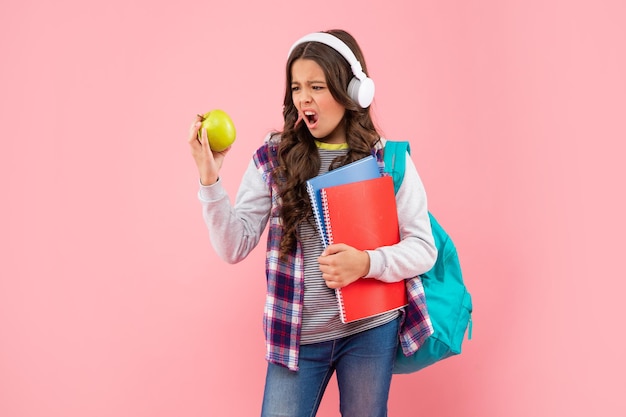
[[309, 127, 332, 139], [308, 129, 326, 140]]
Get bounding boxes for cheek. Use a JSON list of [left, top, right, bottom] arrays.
[[319, 95, 343, 115], [328, 101, 346, 121]]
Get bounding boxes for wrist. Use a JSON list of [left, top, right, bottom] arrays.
[[361, 250, 371, 277], [200, 176, 219, 186]]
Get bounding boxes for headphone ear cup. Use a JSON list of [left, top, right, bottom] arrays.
[[348, 76, 375, 108]]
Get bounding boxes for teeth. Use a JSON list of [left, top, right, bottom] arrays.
[[304, 111, 315, 115]]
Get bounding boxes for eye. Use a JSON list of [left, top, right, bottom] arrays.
[[312, 85, 324, 91], [291, 85, 300, 92]]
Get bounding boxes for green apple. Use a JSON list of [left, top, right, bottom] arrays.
[[198, 109, 236, 151]]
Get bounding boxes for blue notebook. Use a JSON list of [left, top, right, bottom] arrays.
[[306, 155, 381, 246]]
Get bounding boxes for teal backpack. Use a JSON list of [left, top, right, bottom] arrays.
[[383, 140, 473, 374]]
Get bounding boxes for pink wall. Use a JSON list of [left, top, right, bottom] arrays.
[[1, 0, 625, 416]]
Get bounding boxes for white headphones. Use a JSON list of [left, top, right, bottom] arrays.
[[288, 32, 375, 108]]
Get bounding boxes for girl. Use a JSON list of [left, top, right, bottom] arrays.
[[188, 29, 437, 417]]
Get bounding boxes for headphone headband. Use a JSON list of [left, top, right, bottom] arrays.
[[287, 32, 375, 108], [288, 33, 365, 80]]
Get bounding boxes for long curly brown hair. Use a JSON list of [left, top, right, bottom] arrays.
[[272, 29, 382, 259]]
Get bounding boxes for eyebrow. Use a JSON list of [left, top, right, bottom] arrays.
[[291, 80, 327, 85]]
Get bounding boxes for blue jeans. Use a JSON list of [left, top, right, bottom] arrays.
[[261, 317, 399, 417]]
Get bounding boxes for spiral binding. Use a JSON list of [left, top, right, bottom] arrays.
[[335, 288, 348, 323], [320, 189, 334, 245], [321, 188, 348, 322], [306, 182, 329, 247]]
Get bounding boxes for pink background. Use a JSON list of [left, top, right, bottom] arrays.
[[2, 0, 625, 416]]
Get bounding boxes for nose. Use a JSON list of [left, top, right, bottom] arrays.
[[300, 88, 312, 105]]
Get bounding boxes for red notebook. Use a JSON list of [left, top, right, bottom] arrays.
[[320, 175, 408, 323]]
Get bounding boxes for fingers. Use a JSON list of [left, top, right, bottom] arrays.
[[322, 274, 340, 289], [199, 125, 209, 148], [318, 249, 341, 288], [188, 118, 202, 146], [318, 245, 370, 289], [320, 243, 348, 257], [320, 270, 352, 289], [187, 114, 222, 186]]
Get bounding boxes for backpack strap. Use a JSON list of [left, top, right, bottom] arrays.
[[383, 140, 411, 194]]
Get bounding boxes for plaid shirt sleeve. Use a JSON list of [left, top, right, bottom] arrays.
[[253, 136, 305, 371]]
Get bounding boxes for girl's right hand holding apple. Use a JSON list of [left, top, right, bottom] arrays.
[[188, 115, 231, 185]]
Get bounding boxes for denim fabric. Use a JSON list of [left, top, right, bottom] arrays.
[[261, 317, 399, 417]]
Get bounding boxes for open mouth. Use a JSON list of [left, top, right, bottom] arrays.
[[303, 111, 319, 126]]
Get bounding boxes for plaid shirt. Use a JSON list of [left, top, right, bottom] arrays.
[[253, 137, 433, 371]]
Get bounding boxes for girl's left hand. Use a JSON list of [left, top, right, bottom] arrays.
[[317, 244, 370, 289]]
